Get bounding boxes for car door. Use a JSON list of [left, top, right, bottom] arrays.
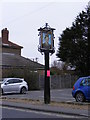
[[3, 79, 14, 93], [88, 78, 90, 99], [11, 79, 22, 92], [80, 78, 89, 99]]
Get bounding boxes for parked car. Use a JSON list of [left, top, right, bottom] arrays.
[[1, 78, 28, 94], [72, 76, 90, 102]]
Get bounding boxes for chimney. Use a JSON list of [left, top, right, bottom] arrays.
[[1, 28, 9, 43]]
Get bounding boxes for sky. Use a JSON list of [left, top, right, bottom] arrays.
[[0, 0, 89, 65]]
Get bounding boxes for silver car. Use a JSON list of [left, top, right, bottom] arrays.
[[1, 78, 28, 94]]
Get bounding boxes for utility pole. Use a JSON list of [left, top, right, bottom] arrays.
[[44, 51, 50, 103]]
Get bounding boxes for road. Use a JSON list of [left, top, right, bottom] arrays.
[[2, 89, 75, 102], [0, 89, 89, 120], [0, 106, 85, 119]]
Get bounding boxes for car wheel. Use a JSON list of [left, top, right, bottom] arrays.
[[75, 92, 85, 102], [20, 87, 27, 94]]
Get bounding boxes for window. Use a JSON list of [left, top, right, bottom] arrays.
[[81, 78, 88, 86], [7, 79, 14, 84], [12, 79, 22, 83], [88, 78, 90, 86], [6, 79, 22, 84]]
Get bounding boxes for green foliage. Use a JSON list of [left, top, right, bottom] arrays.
[[56, 6, 90, 76], [50, 67, 60, 75], [23, 69, 40, 90], [50, 67, 75, 75], [3, 68, 40, 90]]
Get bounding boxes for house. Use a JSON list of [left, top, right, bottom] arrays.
[[2, 28, 23, 55], [0, 28, 44, 89]]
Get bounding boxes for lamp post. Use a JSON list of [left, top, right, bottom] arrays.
[[38, 23, 55, 104]]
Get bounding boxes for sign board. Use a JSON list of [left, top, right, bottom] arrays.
[[47, 70, 50, 77], [39, 31, 54, 51]]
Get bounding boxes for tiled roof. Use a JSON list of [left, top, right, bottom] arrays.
[[2, 53, 44, 70], [2, 40, 23, 49], [1, 28, 23, 49]]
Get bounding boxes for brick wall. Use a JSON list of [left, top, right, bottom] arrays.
[[2, 47, 21, 55]]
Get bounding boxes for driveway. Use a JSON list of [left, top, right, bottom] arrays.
[[1, 88, 75, 102]]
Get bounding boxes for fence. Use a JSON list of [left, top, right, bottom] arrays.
[[39, 75, 78, 89], [2, 67, 78, 90]]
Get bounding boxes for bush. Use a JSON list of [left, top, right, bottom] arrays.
[[2, 68, 40, 90]]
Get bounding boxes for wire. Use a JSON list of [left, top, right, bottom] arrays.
[[0, 2, 54, 28]]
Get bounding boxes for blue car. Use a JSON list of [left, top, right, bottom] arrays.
[[72, 76, 90, 102]]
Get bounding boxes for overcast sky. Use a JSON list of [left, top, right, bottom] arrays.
[[0, 0, 89, 65]]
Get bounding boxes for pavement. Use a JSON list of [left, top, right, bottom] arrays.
[[0, 99, 89, 118], [0, 89, 90, 118], [0, 100, 89, 117]]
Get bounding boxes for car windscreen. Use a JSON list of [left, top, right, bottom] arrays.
[[2, 78, 7, 83]]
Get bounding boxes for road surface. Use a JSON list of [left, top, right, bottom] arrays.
[[2, 89, 75, 102], [0, 106, 85, 119]]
